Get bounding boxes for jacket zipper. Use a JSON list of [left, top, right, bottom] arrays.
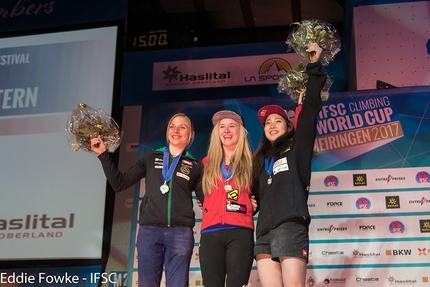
[[167, 179, 172, 226]]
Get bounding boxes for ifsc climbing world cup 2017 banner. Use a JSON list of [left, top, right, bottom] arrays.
[[311, 87, 429, 172], [313, 94, 402, 169]]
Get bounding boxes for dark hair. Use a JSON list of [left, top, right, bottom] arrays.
[[252, 126, 295, 181]]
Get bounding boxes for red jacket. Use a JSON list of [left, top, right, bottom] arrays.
[[200, 156, 254, 231]]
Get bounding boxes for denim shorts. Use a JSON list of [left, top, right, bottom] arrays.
[[254, 219, 309, 263]]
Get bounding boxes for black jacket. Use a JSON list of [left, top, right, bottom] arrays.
[[254, 61, 326, 238], [98, 147, 204, 227]]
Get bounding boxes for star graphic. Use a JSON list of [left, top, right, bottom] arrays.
[[162, 65, 181, 82], [352, 249, 359, 257]]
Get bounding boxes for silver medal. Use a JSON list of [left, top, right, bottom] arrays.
[[160, 182, 169, 194]]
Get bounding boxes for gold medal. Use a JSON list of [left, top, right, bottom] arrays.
[[267, 175, 272, 187]]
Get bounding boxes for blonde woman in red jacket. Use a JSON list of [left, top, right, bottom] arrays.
[[199, 110, 256, 287]]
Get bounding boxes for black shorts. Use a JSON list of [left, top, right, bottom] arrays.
[[254, 219, 309, 263]]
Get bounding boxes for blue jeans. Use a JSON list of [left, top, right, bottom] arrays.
[[136, 225, 194, 287]]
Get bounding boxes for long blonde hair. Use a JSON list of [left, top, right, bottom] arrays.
[[202, 123, 253, 195]]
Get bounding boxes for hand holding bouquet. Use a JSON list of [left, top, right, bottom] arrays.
[[277, 62, 307, 102], [277, 62, 333, 102], [66, 103, 122, 153], [286, 19, 341, 66]]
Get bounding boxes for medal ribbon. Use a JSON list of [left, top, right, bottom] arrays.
[[162, 147, 181, 184], [221, 160, 233, 181], [265, 157, 275, 176]]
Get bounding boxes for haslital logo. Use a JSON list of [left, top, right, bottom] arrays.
[[0, 213, 75, 230]]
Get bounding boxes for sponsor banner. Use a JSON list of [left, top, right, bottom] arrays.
[[0, 203, 105, 260], [0, 26, 118, 261], [308, 190, 430, 215], [306, 267, 430, 287], [128, 267, 430, 287], [310, 167, 430, 191], [309, 216, 429, 240], [310, 241, 430, 265], [152, 54, 302, 91], [0, 133, 108, 261], [121, 42, 349, 105]]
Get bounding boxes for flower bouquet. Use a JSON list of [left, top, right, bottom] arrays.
[[277, 62, 333, 102], [286, 19, 341, 66], [66, 103, 122, 153]]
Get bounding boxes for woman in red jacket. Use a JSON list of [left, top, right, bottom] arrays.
[[199, 110, 256, 287]]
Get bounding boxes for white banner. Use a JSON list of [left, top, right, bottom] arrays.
[[310, 167, 430, 191], [152, 53, 305, 91]]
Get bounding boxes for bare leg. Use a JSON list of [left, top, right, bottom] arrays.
[[280, 256, 307, 287], [256, 254, 282, 287]]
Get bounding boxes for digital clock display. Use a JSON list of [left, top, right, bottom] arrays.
[[126, 29, 194, 51], [132, 30, 168, 48]]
